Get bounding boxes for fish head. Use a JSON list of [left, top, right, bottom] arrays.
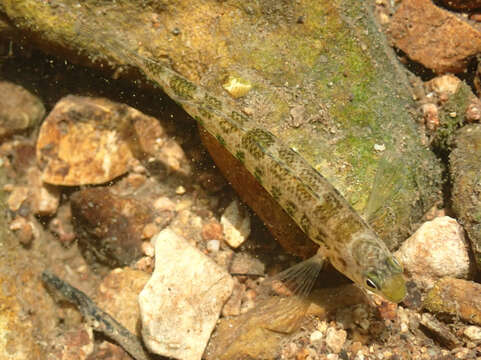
[[363, 255, 406, 303]]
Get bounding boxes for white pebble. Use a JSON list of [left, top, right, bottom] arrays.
[[206, 239, 220, 253]]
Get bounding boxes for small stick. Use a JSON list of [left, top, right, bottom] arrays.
[[42, 270, 151, 360]]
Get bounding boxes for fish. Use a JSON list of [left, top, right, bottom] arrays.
[[72, 8, 406, 304]]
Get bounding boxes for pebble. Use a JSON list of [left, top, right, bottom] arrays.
[[426, 75, 461, 96], [464, 326, 481, 342], [395, 216, 473, 289], [465, 101, 481, 122], [206, 239, 220, 253], [9, 216, 34, 246], [153, 196, 176, 212], [138, 228, 233, 360], [201, 221, 224, 241], [229, 253, 265, 276], [309, 330, 323, 344], [325, 327, 347, 354], [220, 200, 251, 248], [421, 103, 439, 131], [0, 81, 45, 137]]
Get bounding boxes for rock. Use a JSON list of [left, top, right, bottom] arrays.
[[325, 327, 347, 354], [396, 216, 473, 289], [96, 268, 150, 335], [138, 228, 233, 360], [0, 81, 45, 136], [464, 325, 481, 342], [419, 313, 460, 349], [437, 0, 481, 11], [421, 103, 439, 131], [36, 95, 136, 185], [423, 277, 481, 325], [48, 203, 76, 246], [6, 185, 30, 213], [389, 0, 481, 73], [222, 279, 245, 317], [450, 124, 481, 271], [229, 253, 265, 276], [36, 95, 189, 186], [27, 167, 60, 216], [48, 325, 94, 360], [201, 221, 224, 241], [425, 75, 461, 97], [220, 200, 251, 248], [9, 216, 34, 246], [206, 239, 220, 253], [71, 187, 153, 266], [465, 99, 481, 123]]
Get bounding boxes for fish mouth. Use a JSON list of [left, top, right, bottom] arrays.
[[380, 273, 407, 303]]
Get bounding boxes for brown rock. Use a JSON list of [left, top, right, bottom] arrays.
[[37, 95, 136, 186], [423, 277, 481, 325], [49, 325, 94, 360], [9, 216, 34, 246], [86, 341, 133, 360], [71, 187, 153, 266], [438, 0, 481, 11], [0, 81, 45, 137], [96, 268, 150, 335], [389, 0, 481, 74], [202, 220, 224, 241]]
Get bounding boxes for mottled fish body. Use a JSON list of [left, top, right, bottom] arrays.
[[81, 20, 406, 303]]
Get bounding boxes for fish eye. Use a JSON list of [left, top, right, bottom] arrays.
[[365, 278, 378, 289]]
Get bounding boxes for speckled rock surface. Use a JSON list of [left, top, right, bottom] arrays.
[[396, 216, 474, 289], [138, 228, 233, 360], [71, 187, 153, 267], [450, 124, 481, 271], [424, 277, 481, 326], [389, 0, 481, 74], [0, 81, 44, 136], [95, 268, 150, 335]]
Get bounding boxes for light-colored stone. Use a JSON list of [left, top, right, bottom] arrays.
[[396, 216, 473, 289], [464, 325, 481, 341], [220, 200, 251, 248], [138, 228, 234, 360], [325, 327, 347, 354]]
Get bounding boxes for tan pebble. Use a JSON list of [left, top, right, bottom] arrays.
[[294, 347, 310, 360], [133, 256, 154, 273], [465, 101, 481, 122], [142, 223, 159, 239], [464, 325, 481, 341], [153, 197, 175, 212], [175, 185, 186, 195], [141, 241, 155, 257], [7, 186, 29, 212], [10, 216, 33, 246], [421, 103, 439, 131], [426, 75, 460, 96], [309, 330, 323, 344], [325, 328, 347, 354], [449, 112, 457, 118], [202, 221, 223, 241]]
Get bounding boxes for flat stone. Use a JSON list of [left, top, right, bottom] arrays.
[[389, 0, 481, 73], [395, 216, 473, 289], [0, 81, 45, 136], [138, 228, 233, 360], [36, 95, 136, 186], [423, 277, 481, 325], [36, 95, 189, 186]]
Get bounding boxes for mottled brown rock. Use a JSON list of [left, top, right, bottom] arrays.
[[389, 0, 481, 73], [71, 187, 153, 266], [37, 95, 136, 186], [37, 95, 189, 186], [96, 268, 150, 335], [450, 124, 481, 271], [438, 0, 481, 11], [423, 277, 481, 325], [0, 81, 45, 136], [419, 313, 460, 349]]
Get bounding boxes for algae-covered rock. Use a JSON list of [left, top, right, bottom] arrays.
[[450, 124, 481, 271], [0, 0, 442, 253]]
